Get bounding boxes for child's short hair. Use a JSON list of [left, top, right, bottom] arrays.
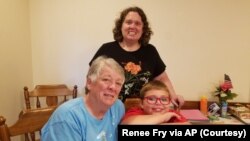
[[139, 80, 170, 98]]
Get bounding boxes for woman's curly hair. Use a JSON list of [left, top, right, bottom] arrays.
[[113, 6, 153, 46]]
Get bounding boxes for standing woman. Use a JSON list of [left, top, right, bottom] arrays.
[[90, 6, 184, 107]]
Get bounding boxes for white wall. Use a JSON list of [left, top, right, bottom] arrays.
[[29, 0, 250, 102]]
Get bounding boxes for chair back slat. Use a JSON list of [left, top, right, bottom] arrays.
[[24, 84, 77, 109]]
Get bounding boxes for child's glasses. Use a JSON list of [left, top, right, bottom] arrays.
[[143, 96, 170, 105]]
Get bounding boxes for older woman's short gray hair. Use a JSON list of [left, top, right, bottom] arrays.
[[85, 55, 125, 93]]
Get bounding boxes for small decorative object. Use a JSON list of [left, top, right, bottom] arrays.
[[213, 74, 238, 117], [208, 103, 220, 116]]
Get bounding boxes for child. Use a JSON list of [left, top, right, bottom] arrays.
[[121, 80, 189, 125]]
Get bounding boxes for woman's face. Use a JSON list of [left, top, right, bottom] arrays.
[[87, 66, 124, 107], [141, 89, 171, 115], [121, 11, 143, 43]]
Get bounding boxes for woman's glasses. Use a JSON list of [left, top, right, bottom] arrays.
[[143, 96, 170, 105]]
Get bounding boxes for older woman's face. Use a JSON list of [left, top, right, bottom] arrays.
[[87, 66, 124, 106], [121, 11, 143, 43]]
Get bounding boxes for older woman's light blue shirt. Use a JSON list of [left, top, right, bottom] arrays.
[[41, 97, 125, 141]]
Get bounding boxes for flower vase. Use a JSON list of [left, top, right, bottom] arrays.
[[220, 101, 228, 118]]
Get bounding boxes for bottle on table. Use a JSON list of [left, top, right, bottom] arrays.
[[200, 96, 208, 115]]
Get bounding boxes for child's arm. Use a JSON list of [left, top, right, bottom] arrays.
[[121, 112, 180, 125]]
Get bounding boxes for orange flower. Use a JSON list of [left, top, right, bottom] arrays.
[[120, 61, 151, 101], [124, 62, 141, 75]]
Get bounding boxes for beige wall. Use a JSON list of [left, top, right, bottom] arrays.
[[0, 1, 250, 140], [29, 0, 250, 102], [0, 0, 32, 140]]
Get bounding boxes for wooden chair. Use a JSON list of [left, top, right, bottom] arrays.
[[124, 98, 141, 111], [0, 106, 56, 141], [23, 84, 77, 109]]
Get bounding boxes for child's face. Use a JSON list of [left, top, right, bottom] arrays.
[[141, 89, 171, 115]]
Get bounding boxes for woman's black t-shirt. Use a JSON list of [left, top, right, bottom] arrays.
[[90, 41, 166, 102]]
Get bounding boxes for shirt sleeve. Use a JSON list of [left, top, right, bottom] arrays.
[[121, 107, 144, 121], [149, 45, 166, 77], [89, 44, 105, 66], [168, 110, 188, 123]]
